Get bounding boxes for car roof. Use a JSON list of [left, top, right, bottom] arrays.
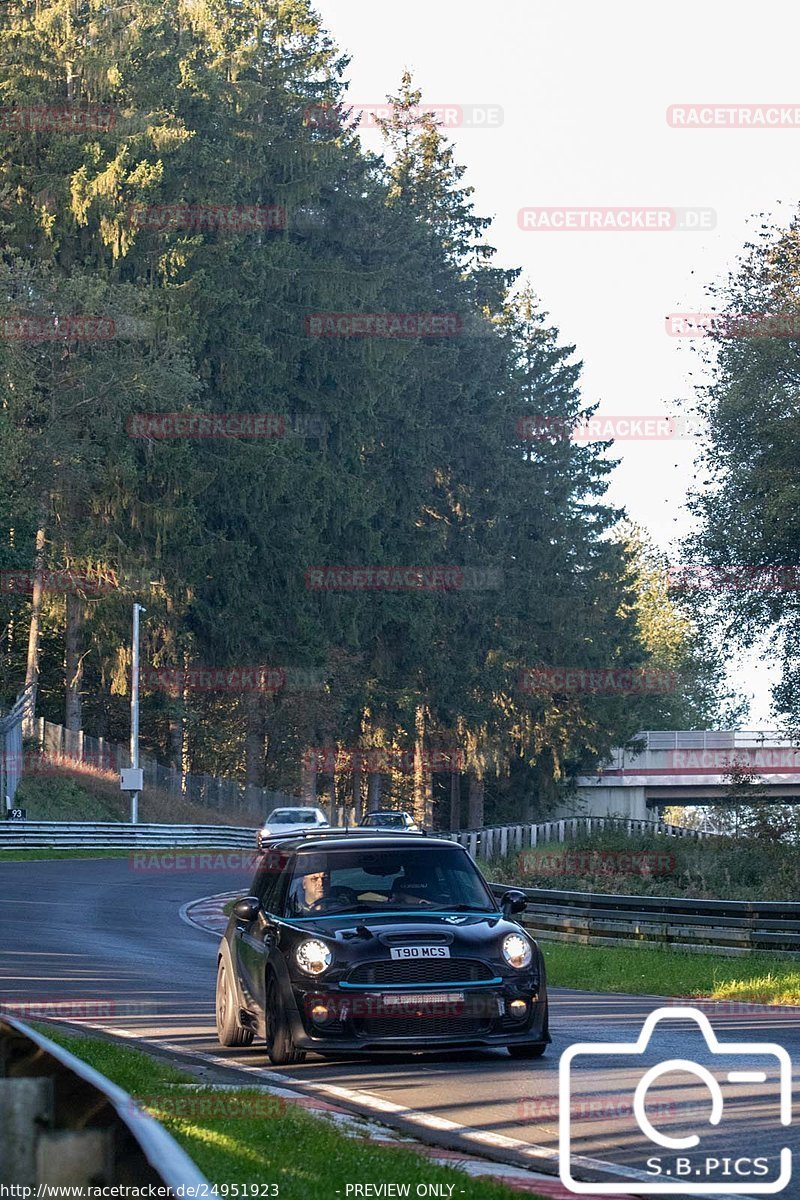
[[264, 832, 461, 853]]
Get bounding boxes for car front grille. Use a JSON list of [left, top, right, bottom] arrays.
[[346, 958, 496, 986], [356, 1015, 491, 1039]]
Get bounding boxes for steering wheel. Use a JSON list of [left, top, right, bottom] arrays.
[[307, 886, 359, 912]]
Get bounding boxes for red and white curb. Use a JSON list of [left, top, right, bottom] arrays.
[[180, 890, 238, 937], [178, 892, 640, 1197]]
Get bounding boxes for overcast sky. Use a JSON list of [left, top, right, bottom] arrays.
[[313, 0, 800, 726]]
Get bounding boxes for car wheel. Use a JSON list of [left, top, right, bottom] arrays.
[[265, 975, 306, 1066], [507, 1042, 547, 1059], [215, 959, 254, 1047]]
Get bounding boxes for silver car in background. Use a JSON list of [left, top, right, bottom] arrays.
[[256, 806, 329, 849]]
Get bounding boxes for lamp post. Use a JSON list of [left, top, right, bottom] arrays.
[[130, 602, 146, 824]]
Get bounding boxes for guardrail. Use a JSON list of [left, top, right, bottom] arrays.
[[489, 883, 800, 958], [0, 821, 256, 849], [0, 815, 707, 852], [0, 1015, 208, 1187], [0, 815, 702, 852], [449, 815, 709, 860]]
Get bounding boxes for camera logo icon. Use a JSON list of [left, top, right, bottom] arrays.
[[559, 1006, 792, 1194]]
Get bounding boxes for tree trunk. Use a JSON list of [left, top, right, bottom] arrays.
[[168, 712, 184, 771], [353, 761, 363, 823], [23, 526, 46, 735], [64, 592, 84, 732], [325, 774, 336, 825], [449, 768, 461, 831], [244, 696, 264, 813], [367, 771, 381, 811], [468, 773, 485, 829], [412, 704, 427, 826], [301, 752, 318, 804]]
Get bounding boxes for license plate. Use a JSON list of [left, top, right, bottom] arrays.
[[381, 992, 464, 1006], [389, 945, 450, 960]]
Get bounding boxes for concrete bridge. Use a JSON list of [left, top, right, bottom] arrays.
[[568, 730, 800, 819]]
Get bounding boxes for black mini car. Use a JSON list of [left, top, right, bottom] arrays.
[[215, 831, 550, 1064]]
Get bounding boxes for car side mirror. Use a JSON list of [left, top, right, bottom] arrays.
[[500, 889, 527, 916], [232, 896, 261, 922]]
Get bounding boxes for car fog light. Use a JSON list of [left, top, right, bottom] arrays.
[[508, 999, 528, 1020], [310, 1003, 331, 1024]]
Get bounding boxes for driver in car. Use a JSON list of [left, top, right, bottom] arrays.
[[288, 866, 330, 913]]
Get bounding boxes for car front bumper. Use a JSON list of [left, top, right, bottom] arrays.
[[285, 979, 549, 1053]]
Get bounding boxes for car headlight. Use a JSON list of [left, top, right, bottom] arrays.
[[296, 939, 333, 975], [502, 933, 532, 970]]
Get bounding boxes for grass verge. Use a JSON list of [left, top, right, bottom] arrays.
[[36, 1028, 539, 1199], [14, 768, 258, 827], [542, 940, 800, 1005]]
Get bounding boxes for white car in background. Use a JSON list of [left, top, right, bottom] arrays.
[[255, 806, 329, 849]]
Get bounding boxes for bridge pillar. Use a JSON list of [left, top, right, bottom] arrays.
[[563, 785, 650, 821]]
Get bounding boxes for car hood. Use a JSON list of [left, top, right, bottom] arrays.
[[260, 823, 324, 834], [279, 908, 520, 943]]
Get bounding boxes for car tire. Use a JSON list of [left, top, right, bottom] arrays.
[[265, 975, 306, 1066], [215, 959, 254, 1047], [507, 1042, 547, 1059]]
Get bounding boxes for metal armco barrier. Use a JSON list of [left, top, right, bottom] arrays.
[[0, 820, 256, 849], [0, 815, 698, 851], [448, 815, 709, 860], [490, 883, 800, 958], [0, 1015, 208, 1188]]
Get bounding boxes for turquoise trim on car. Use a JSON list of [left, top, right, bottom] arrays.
[[338, 977, 504, 989], [283, 910, 499, 923]]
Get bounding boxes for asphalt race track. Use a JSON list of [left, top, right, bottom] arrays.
[[1, 858, 798, 1197]]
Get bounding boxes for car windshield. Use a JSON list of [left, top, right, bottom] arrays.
[[267, 810, 318, 824], [366, 813, 405, 826], [283, 846, 497, 917]]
